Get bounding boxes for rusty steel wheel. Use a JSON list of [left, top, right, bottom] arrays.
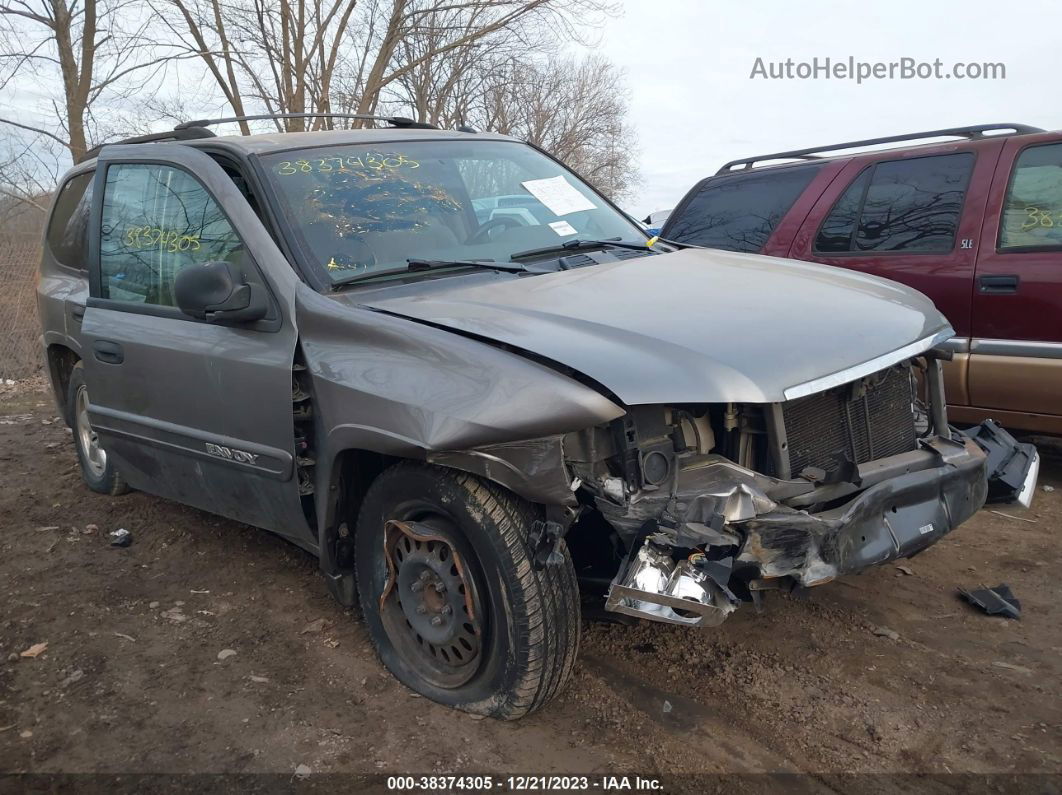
[[355, 462, 580, 719], [379, 519, 484, 688]]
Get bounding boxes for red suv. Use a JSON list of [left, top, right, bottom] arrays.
[[662, 123, 1062, 434]]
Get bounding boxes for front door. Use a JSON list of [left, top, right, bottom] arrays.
[[81, 144, 313, 547], [969, 135, 1062, 428]]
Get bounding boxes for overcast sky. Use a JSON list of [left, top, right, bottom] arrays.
[[593, 0, 1062, 218]]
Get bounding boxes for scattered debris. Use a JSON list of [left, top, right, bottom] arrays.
[[992, 661, 1033, 675], [467, 713, 486, 721], [20, 642, 48, 658], [871, 626, 900, 641], [300, 618, 331, 635], [987, 510, 1037, 524], [0, 725, 14, 733], [36, 526, 59, 533], [293, 764, 312, 780], [84, 524, 98, 534], [109, 528, 133, 547], [217, 649, 238, 661], [190, 589, 210, 594], [1044, 484, 1055, 493], [959, 584, 1021, 619], [662, 700, 673, 714], [19, 730, 32, 739], [895, 565, 914, 576], [114, 632, 136, 643], [248, 675, 270, 683], [60, 669, 85, 688], [160, 606, 187, 623], [148, 601, 160, 609], [324, 638, 340, 648]]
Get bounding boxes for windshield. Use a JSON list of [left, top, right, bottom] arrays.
[[260, 139, 645, 284]]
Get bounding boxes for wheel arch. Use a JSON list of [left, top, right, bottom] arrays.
[[315, 437, 576, 606], [46, 343, 81, 423]]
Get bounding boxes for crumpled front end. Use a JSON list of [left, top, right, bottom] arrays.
[[569, 354, 1037, 627]]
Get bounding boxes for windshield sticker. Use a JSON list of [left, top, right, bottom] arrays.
[[520, 176, 596, 216], [548, 220, 577, 236], [276, 153, 420, 177]]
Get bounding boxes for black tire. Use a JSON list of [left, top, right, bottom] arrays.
[[67, 362, 129, 496], [354, 462, 580, 719]]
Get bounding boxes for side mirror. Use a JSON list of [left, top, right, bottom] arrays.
[[174, 260, 268, 323]]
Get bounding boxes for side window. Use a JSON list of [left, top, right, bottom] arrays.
[[664, 164, 823, 252], [100, 163, 243, 306], [999, 142, 1062, 251], [46, 171, 94, 270], [815, 153, 974, 253]]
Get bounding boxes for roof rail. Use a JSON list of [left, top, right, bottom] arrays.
[[716, 123, 1046, 174], [174, 113, 437, 131], [77, 127, 216, 163]]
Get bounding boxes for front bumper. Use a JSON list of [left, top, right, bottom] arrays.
[[605, 421, 1037, 627]]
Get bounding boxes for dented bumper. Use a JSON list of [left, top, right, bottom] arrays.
[[604, 422, 1037, 627]]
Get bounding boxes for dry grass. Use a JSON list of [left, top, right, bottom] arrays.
[[0, 232, 45, 381]]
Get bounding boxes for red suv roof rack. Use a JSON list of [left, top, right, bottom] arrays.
[[717, 123, 1045, 174]]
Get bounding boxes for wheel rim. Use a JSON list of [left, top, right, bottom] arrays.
[[379, 518, 484, 689], [75, 384, 107, 478]]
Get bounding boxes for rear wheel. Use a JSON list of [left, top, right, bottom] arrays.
[[354, 462, 580, 719], [67, 362, 129, 496]]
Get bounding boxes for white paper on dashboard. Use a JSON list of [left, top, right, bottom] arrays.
[[521, 176, 597, 216], [548, 220, 577, 236]]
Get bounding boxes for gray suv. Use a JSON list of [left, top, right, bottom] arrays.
[[37, 115, 1038, 719]]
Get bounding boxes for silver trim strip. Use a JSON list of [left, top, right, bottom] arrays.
[[939, 336, 971, 354], [783, 328, 953, 401], [970, 338, 1062, 360]]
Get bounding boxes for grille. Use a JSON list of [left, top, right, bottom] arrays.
[[781, 364, 917, 477]]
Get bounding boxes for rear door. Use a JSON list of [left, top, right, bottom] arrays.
[[788, 144, 1000, 341], [968, 135, 1062, 423], [788, 142, 1002, 406], [82, 144, 313, 547]]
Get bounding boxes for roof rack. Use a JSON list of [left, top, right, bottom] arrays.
[[78, 127, 216, 163], [174, 113, 437, 131], [717, 123, 1045, 174]]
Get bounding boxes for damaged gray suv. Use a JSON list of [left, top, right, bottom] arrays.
[[38, 115, 1039, 719]]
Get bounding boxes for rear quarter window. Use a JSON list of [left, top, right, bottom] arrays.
[[663, 163, 823, 252], [46, 171, 94, 270]]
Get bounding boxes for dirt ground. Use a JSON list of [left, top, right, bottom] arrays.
[[1, 380, 1060, 790]]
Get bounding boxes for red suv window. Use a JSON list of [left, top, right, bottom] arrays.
[[664, 163, 823, 252], [814, 153, 974, 254]]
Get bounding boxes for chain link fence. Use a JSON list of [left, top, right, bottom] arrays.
[[0, 233, 44, 381]]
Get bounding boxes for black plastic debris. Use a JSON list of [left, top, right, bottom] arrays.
[[958, 583, 1021, 619], [109, 528, 133, 548]]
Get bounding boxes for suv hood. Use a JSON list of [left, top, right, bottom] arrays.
[[357, 247, 951, 405]]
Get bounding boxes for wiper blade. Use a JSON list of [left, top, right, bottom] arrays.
[[406, 258, 529, 273], [510, 238, 655, 261], [330, 258, 528, 289]]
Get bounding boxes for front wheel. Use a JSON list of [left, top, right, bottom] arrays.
[[354, 463, 580, 719]]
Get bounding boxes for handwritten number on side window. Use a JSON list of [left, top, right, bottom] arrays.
[[124, 225, 201, 253]]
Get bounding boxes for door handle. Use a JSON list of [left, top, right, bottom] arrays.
[[978, 274, 1019, 294], [93, 340, 124, 364], [70, 304, 85, 322]]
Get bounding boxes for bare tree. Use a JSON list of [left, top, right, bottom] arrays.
[[0, 0, 187, 160], [162, 0, 616, 130]]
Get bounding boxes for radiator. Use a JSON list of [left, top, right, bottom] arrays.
[[780, 364, 918, 477]]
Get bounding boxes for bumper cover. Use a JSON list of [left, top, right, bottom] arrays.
[[605, 421, 1038, 626]]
